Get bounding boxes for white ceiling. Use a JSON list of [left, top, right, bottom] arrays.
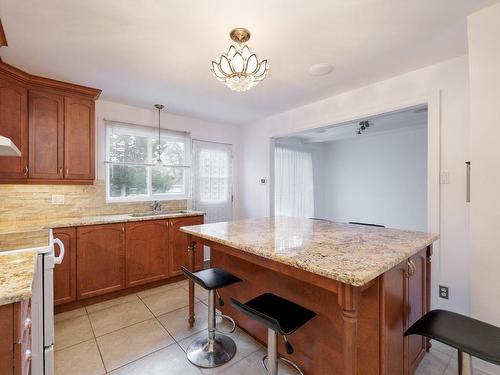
[[288, 106, 427, 143], [0, 0, 497, 125]]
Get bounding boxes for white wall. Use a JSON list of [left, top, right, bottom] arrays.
[[321, 125, 427, 231], [95, 100, 242, 219], [240, 55, 470, 315], [468, 3, 500, 374]]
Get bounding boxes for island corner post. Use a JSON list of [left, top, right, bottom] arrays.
[[184, 226, 435, 375]]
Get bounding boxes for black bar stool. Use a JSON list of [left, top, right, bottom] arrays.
[[348, 221, 386, 227], [180, 266, 242, 368], [405, 309, 500, 375], [231, 293, 316, 375]]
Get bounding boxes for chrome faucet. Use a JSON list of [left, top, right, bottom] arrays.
[[151, 200, 162, 213]]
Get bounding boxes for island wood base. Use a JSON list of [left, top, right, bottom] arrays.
[[186, 234, 432, 375]]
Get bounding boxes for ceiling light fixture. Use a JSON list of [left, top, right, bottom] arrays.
[[211, 28, 269, 92], [153, 104, 165, 166]]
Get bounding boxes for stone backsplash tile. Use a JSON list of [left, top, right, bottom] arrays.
[[0, 181, 187, 230]]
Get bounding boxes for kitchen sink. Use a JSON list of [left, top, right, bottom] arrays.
[[129, 210, 190, 217]]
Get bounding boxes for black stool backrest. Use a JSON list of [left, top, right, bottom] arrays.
[[349, 221, 386, 228], [231, 297, 283, 334]]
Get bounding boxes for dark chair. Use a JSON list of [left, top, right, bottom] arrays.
[[231, 293, 316, 375], [181, 266, 242, 368], [348, 221, 386, 227], [405, 309, 500, 375]]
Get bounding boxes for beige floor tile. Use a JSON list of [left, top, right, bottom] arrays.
[[97, 318, 175, 371], [140, 286, 191, 316], [430, 339, 456, 356], [109, 344, 202, 375], [55, 314, 94, 351], [55, 307, 87, 323], [179, 327, 262, 374], [206, 348, 296, 375], [86, 293, 139, 313], [137, 282, 185, 299], [181, 282, 209, 301], [55, 339, 106, 375], [88, 299, 154, 337], [174, 279, 189, 288], [157, 301, 208, 341], [414, 351, 452, 375]]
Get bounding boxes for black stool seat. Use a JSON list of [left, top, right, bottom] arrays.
[[349, 221, 385, 227], [405, 309, 500, 366], [231, 293, 316, 335], [181, 266, 242, 290]]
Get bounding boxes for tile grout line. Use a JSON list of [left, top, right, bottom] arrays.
[[84, 306, 108, 375]]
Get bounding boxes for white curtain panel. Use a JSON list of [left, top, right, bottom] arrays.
[[274, 146, 315, 218], [192, 140, 233, 223]]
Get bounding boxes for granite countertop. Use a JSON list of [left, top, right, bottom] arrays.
[[0, 250, 38, 306], [180, 217, 439, 287]]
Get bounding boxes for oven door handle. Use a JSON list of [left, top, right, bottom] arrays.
[[53, 238, 65, 265]]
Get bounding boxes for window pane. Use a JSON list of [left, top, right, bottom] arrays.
[[152, 138, 185, 165], [152, 166, 185, 195], [109, 165, 147, 198], [199, 149, 229, 203], [108, 133, 148, 163]]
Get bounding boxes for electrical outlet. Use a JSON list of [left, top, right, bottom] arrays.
[[51, 194, 65, 205], [439, 285, 449, 299]]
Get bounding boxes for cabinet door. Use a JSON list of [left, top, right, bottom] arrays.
[[0, 76, 28, 179], [53, 228, 76, 306], [125, 220, 169, 287], [77, 223, 125, 299], [28, 91, 64, 179], [169, 216, 204, 276], [64, 97, 94, 180], [407, 248, 427, 374]]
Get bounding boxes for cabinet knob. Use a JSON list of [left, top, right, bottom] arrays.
[[24, 317, 31, 330], [25, 349, 32, 362], [407, 260, 416, 276], [24, 165, 29, 175], [59, 168, 63, 175]]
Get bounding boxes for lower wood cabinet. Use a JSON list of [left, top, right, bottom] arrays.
[[125, 220, 169, 287], [381, 247, 429, 375], [76, 223, 126, 299], [169, 216, 204, 276], [53, 215, 204, 305], [53, 227, 76, 305]]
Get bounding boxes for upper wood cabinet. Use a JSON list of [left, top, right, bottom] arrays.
[[125, 219, 170, 287], [64, 97, 95, 180], [0, 59, 100, 184], [0, 76, 28, 179], [169, 216, 204, 276], [76, 223, 125, 299], [53, 227, 77, 305], [28, 90, 64, 179]]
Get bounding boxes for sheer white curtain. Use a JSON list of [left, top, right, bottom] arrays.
[[274, 146, 314, 218]]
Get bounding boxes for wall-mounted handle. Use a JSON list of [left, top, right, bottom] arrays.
[[466, 161, 471, 203]]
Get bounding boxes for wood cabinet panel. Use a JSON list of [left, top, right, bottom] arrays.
[[28, 90, 64, 179], [125, 219, 169, 287], [0, 304, 14, 375], [169, 216, 204, 276], [53, 228, 77, 305], [0, 76, 28, 179], [77, 223, 125, 299], [64, 97, 94, 180], [407, 249, 427, 374]]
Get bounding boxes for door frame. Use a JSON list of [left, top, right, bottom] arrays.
[[268, 91, 442, 309]]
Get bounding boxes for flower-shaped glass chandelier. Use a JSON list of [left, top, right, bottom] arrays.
[[211, 28, 268, 92]]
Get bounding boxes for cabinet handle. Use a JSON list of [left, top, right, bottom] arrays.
[[25, 349, 32, 362], [121, 225, 125, 233], [24, 165, 28, 175], [24, 317, 32, 330], [59, 167, 63, 175], [407, 260, 416, 276], [66, 168, 69, 175], [165, 221, 169, 229]]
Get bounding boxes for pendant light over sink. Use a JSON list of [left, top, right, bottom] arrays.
[[153, 104, 164, 166], [211, 28, 269, 92]]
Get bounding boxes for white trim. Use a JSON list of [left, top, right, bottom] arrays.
[[269, 92, 442, 308]]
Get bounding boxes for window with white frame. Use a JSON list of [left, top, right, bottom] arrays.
[[105, 121, 191, 202]]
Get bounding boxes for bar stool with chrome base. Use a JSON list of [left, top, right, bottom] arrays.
[[231, 293, 316, 375], [180, 266, 242, 368]]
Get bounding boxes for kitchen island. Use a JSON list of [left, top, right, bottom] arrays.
[[181, 217, 439, 375]]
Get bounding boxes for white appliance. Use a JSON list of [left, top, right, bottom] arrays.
[[30, 230, 64, 375], [0, 135, 21, 156]]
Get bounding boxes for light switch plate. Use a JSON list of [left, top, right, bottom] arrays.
[[260, 178, 267, 184], [440, 171, 450, 184], [51, 194, 65, 205]]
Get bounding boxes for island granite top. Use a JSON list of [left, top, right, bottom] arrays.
[[180, 217, 439, 287]]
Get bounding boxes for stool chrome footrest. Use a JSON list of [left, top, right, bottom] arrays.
[[186, 334, 237, 368], [216, 312, 236, 334], [262, 355, 304, 375]]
